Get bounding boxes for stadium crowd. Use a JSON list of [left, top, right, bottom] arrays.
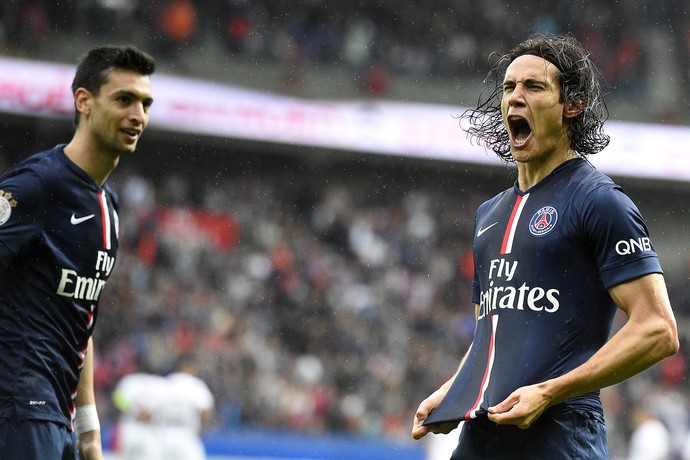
[[95, 154, 483, 441], [1, 0, 689, 121], [2, 1, 690, 458]]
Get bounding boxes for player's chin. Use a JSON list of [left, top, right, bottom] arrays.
[[117, 133, 142, 152], [116, 142, 139, 155], [510, 148, 534, 164]]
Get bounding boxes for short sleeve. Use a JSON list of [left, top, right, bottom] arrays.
[[0, 168, 46, 267], [583, 185, 661, 289]]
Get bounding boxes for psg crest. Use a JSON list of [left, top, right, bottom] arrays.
[[529, 206, 558, 236]]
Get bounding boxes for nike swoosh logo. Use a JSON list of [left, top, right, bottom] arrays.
[[477, 222, 498, 237], [71, 213, 95, 225]]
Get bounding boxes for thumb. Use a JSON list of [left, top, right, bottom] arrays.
[[412, 412, 430, 440], [488, 394, 518, 415]]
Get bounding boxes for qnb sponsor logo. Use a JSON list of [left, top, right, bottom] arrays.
[[615, 237, 652, 256], [478, 281, 560, 320]]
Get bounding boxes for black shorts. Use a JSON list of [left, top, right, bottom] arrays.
[[0, 418, 77, 460], [451, 407, 608, 460]]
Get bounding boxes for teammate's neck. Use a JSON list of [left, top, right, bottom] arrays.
[[63, 136, 119, 187]]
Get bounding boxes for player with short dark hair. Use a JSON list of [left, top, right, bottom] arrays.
[[411, 34, 679, 459], [0, 45, 155, 460]]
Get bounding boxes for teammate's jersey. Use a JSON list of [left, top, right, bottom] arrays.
[[0, 145, 119, 428], [425, 158, 661, 425]]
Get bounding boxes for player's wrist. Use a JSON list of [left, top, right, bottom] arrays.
[[74, 404, 101, 435], [537, 377, 570, 408]]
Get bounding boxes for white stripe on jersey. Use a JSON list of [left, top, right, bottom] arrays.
[[467, 314, 499, 419]]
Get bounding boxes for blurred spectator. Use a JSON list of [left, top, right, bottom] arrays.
[[363, 64, 391, 96], [112, 358, 214, 460], [627, 405, 671, 460], [680, 426, 690, 460], [343, 17, 375, 69], [79, 0, 140, 38], [154, 0, 198, 59], [16, 0, 49, 51], [607, 32, 644, 91], [223, 2, 251, 54], [113, 372, 169, 460]]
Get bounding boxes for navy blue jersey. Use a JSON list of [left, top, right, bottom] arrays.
[[425, 158, 661, 425], [0, 145, 119, 428]]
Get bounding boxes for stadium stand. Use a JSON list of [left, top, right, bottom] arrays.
[[1, 0, 689, 122]]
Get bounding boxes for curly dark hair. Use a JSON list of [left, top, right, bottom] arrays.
[[461, 34, 610, 162]]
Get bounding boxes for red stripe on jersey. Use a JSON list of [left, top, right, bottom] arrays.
[[465, 314, 499, 419], [99, 191, 111, 250], [500, 193, 529, 255], [86, 303, 95, 329]]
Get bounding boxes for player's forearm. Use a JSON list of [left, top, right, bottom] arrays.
[[75, 337, 103, 454], [76, 338, 96, 406], [543, 274, 678, 406], [540, 315, 678, 405]]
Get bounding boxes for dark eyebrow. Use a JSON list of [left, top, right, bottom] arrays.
[[503, 77, 547, 87], [113, 89, 154, 106], [524, 77, 547, 86]]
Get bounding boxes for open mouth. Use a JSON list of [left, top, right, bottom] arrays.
[[508, 116, 532, 147], [121, 128, 141, 141]]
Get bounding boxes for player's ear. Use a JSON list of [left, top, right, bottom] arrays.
[[74, 88, 93, 118], [564, 99, 585, 119]]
